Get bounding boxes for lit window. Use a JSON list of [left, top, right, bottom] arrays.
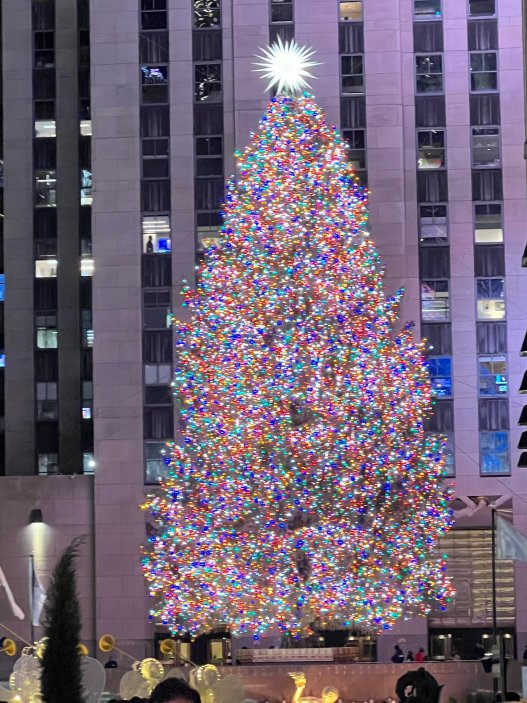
[[342, 129, 366, 171], [80, 120, 92, 136], [474, 203, 503, 243], [470, 52, 498, 92], [469, 0, 495, 16], [341, 55, 364, 94], [145, 441, 170, 483], [36, 381, 58, 420], [414, 0, 441, 16], [0, 354, 5, 368], [472, 127, 500, 168], [35, 169, 57, 207], [421, 280, 450, 321], [82, 381, 93, 419], [428, 357, 452, 397], [35, 120, 56, 138], [197, 226, 221, 254], [143, 215, 171, 253], [145, 363, 172, 385], [38, 453, 58, 476], [270, 0, 293, 23], [0, 274, 4, 301], [83, 453, 96, 474], [80, 258, 94, 277], [480, 431, 509, 475], [476, 277, 505, 320], [36, 328, 58, 349], [479, 355, 507, 396], [35, 259, 58, 278], [193, 0, 220, 28], [195, 64, 222, 102], [419, 204, 448, 243], [82, 310, 94, 348], [427, 432, 455, 476], [339, 0, 363, 21], [416, 55, 443, 94], [81, 169, 92, 205], [418, 130, 445, 170]]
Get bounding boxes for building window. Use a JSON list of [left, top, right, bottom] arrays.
[[36, 327, 58, 349], [35, 120, 56, 138], [80, 169, 92, 205], [480, 431, 509, 475], [145, 441, 170, 483], [419, 204, 448, 243], [143, 215, 171, 253], [470, 52, 497, 91], [82, 310, 94, 348], [0, 274, 4, 301], [471, 127, 500, 168], [414, 0, 441, 17], [35, 259, 58, 278], [342, 129, 366, 171], [196, 136, 223, 177], [270, 0, 293, 23], [141, 65, 169, 104], [194, 0, 220, 28], [474, 203, 502, 243], [80, 258, 94, 277], [195, 64, 222, 102], [416, 55, 443, 94], [36, 381, 58, 420], [421, 280, 449, 321], [479, 354, 507, 396], [34, 31, 55, 68], [417, 129, 445, 170], [38, 453, 58, 476], [83, 453, 96, 473], [339, 1, 362, 21], [35, 169, 57, 207], [141, 0, 167, 30], [427, 432, 454, 476], [469, 0, 495, 16], [145, 363, 172, 385], [476, 277, 505, 320], [142, 137, 169, 179], [341, 55, 364, 94], [197, 226, 222, 255], [428, 357, 452, 397]]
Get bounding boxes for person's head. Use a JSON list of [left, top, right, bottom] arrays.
[[148, 677, 201, 703], [394, 644, 401, 650], [418, 647, 425, 652]]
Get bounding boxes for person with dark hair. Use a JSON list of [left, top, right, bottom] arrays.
[[391, 644, 405, 663], [148, 677, 201, 703]]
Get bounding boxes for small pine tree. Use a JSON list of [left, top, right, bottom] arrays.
[[40, 537, 85, 703]]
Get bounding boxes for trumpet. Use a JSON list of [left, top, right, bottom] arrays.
[[159, 639, 196, 667], [98, 634, 135, 662], [0, 638, 16, 657]]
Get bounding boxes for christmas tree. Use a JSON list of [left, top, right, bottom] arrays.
[[143, 41, 453, 638]]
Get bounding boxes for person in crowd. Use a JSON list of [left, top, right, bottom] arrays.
[[391, 644, 405, 663], [148, 677, 201, 703], [415, 647, 426, 662], [406, 650, 414, 662]]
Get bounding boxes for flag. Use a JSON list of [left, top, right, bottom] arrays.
[[29, 556, 46, 627], [0, 566, 25, 620], [496, 515, 527, 561]]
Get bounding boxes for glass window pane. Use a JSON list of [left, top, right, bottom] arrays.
[[419, 204, 448, 243], [416, 55, 443, 93], [475, 203, 503, 243], [421, 280, 450, 321], [340, 1, 363, 21], [479, 355, 507, 396], [414, 0, 441, 16], [480, 431, 509, 475], [428, 357, 452, 397], [472, 128, 500, 168], [194, 0, 221, 28], [469, 0, 495, 16]]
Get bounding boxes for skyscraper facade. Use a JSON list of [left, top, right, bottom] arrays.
[[1, 0, 526, 660]]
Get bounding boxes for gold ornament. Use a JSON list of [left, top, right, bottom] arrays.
[[289, 671, 339, 703]]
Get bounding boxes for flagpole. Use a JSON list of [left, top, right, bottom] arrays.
[[29, 554, 34, 645]]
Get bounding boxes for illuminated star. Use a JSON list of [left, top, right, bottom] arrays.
[[253, 37, 320, 95]]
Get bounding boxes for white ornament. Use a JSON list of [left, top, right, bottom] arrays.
[[253, 37, 320, 95]]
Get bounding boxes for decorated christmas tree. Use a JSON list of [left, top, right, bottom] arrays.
[[143, 40, 453, 638]]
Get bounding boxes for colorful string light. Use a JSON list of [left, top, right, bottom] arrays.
[[142, 93, 454, 638]]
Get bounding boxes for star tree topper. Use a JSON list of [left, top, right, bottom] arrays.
[[253, 37, 320, 95]]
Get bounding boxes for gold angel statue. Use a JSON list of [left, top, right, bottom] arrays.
[[289, 672, 339, 703]]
